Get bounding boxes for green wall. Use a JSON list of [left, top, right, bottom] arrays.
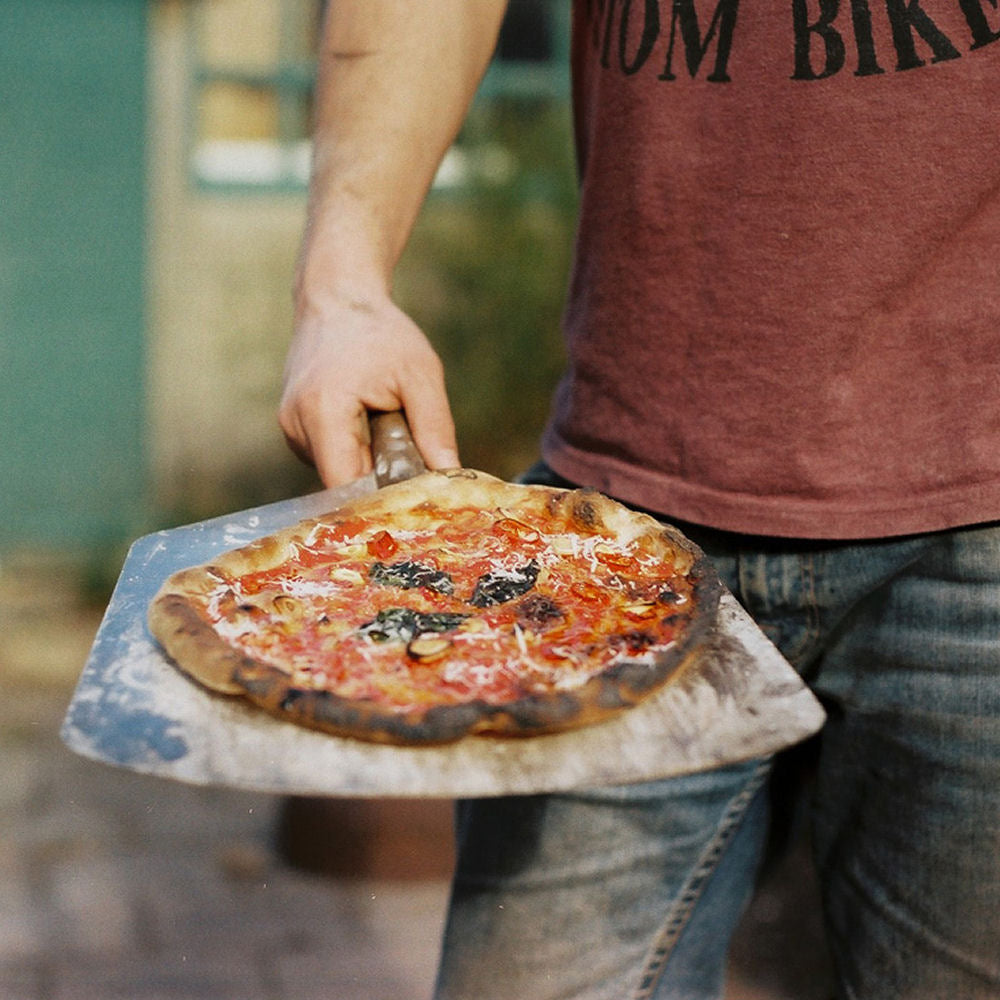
[[0, 0, 148, 555]]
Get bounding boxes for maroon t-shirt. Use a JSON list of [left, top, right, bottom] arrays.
[[541, 0, 1000, 538]]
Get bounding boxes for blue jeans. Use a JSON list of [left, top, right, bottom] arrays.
[[434, 493, 1000, 999]]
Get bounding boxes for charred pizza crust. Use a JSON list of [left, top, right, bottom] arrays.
[[148, 469, 720, 745]]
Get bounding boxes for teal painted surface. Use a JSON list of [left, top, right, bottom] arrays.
[[0, 1, 148, 552]]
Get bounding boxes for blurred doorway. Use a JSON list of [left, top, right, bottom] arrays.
[[0, 0, 148, 556]]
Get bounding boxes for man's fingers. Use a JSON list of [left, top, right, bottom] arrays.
[[283, 395, 459, 487], [280, 395, 374, 487], [399, 359, 460, 471], [311, 422, 373, 487]]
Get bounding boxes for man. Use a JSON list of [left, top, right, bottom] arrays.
[[280, 2, 1000, 997]]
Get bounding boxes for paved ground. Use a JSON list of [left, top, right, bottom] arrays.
[[0, 558, 833, 1000]]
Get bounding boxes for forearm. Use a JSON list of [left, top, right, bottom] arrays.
[[282, 2, 506, 483], [297, 0, 509, 310]]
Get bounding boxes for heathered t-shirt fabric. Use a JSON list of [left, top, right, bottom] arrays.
[[541, 0, 1000, 539]]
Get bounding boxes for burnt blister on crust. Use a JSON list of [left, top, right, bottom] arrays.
[[568, 490, 605, 531], [259, 681, 492, 746], [608, 630, 656, 655], [600, 658, 671, 695], [480, 691, 584, 734]]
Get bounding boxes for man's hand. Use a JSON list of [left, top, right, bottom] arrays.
[[278, 0, 507, 487], [279, 290, 459, 487]]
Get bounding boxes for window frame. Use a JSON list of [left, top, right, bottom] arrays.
[[185, 0, 571, 195]]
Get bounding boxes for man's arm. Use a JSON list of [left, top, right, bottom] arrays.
[[280, 0, 510, 485]]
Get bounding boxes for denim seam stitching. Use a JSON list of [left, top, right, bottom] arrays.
[[800, 552, 822, 666], [630, 759, 772, 1000]]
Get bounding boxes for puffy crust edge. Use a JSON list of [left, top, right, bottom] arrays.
[[148, 592, 251, 695]]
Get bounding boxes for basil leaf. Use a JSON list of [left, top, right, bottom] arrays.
[[358, 608, 469, 643], [471, 561, 539, 607], [369, 560, 454, 595]]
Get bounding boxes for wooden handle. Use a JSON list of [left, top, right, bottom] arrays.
[[369, 410, 427, 487]]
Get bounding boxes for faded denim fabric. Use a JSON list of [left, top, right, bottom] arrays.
[[434, 467, 1000, 1000]]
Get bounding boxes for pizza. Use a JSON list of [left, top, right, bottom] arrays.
[[148, 469, 720, 745]]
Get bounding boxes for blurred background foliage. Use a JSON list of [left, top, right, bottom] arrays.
[[397, 98, 577, 480]]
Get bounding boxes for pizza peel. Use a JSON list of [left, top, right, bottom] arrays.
[[61, 413, 825, 797]]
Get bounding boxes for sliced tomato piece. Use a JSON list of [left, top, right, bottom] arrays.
[[317, 518, 369, 544], [367, 529, 399, 560], [593, 547, 638, 573]]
